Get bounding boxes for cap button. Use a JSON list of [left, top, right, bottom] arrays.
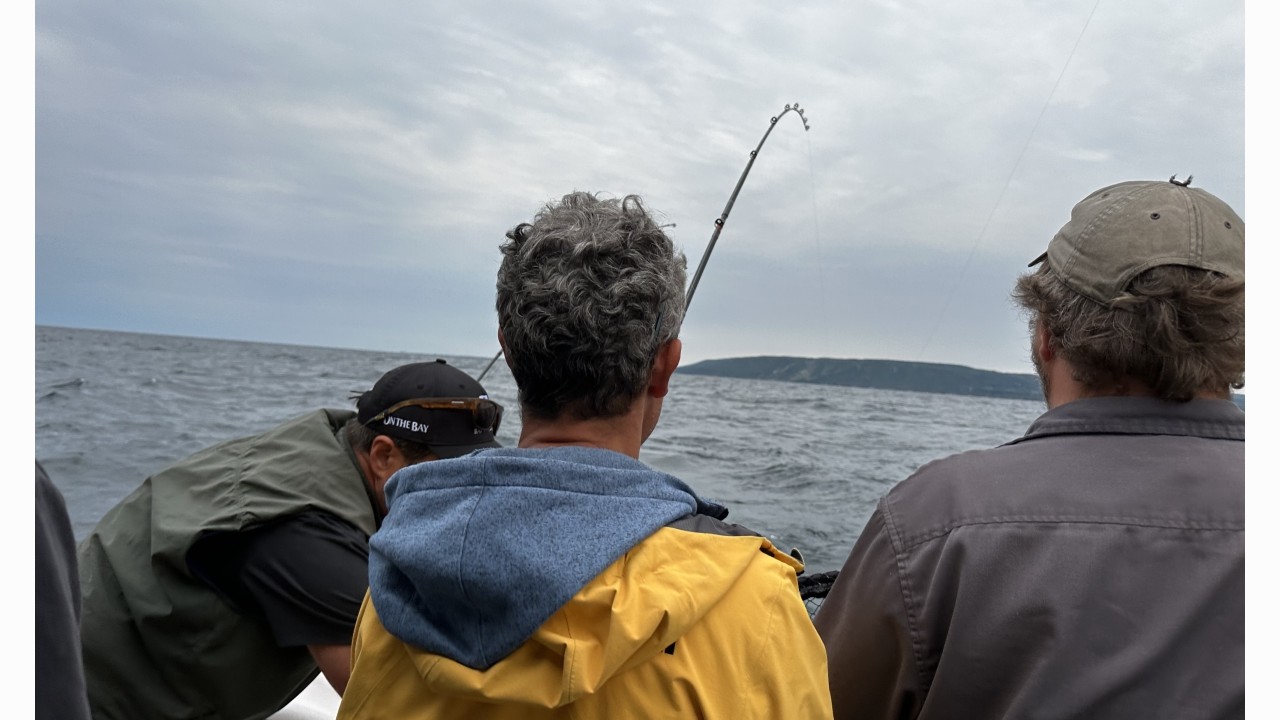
[[435, 358, 447, 364]]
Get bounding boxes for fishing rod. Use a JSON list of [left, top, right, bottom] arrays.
[[477, 345, 504, 384], [685, 102, 809, 309], [477, 103, 811, 383]]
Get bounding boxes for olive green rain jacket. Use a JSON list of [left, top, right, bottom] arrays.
[[78, 409, 379, 720]]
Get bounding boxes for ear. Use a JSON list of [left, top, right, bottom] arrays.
[[367, 435, 408, 484], [1035, 318, 1055, 363], [648, 338, 682, 399], [498, 328, 514, 370]]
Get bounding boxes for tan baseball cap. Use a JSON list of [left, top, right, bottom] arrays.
[[1028, 177, 1244, 305]]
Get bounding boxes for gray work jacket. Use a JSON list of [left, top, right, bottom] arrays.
[[815, 396, 1244, 720]]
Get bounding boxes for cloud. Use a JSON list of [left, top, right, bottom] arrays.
[[35, 0, 1245, 372]]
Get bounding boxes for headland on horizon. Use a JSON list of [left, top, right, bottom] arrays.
[[678, 356, 1247, 409]]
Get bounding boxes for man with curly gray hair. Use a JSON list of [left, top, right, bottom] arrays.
[[817, 177, 1245, 720], [338, 192, 834, 719], [496, 192, 690, 423]]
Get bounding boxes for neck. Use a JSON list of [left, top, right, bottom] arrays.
[[1043, 359, 1229, 408], [518, 401, 650, 459], [515, 338, 680, 458]]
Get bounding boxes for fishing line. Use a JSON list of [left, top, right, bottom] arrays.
[[914, 0, 1103, 360], [805, 131, 831, 358]]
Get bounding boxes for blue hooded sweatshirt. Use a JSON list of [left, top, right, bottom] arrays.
[[367, 446, 728, 670]]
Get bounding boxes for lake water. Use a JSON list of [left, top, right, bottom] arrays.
[[35, 324, 1048, 576]]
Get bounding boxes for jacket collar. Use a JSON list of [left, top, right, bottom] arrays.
[[1009, 396, 1244, 445]]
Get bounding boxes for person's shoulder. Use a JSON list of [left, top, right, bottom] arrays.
[[35, 460, 66, 513], [874, 440, 1043, 545], [265, 408, 357, 434], [317, 407, 357, 427], [272, 408, 355, 435], [183, 409, 353, 460], [665, 512, 764, 539], [889, 443, 1013, 502]]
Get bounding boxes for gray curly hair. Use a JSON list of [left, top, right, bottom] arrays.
[[496, 192, 688, 420]]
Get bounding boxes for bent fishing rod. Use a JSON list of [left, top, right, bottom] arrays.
[[685, 102, 809, 308], [476, 103, 810, 383]]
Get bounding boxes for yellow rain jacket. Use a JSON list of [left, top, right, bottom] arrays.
[[338, 447, 832, 719]]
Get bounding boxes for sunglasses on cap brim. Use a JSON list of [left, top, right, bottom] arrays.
[[364, 397, 503, 435]]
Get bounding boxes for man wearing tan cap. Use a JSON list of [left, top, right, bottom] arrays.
[[77, 360, 502, 720], [816, 177, 1244, 720]]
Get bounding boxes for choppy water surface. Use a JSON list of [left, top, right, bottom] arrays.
[[35, 325, 1046, 573]]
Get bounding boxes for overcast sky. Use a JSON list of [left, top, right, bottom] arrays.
[[14, 5, 1272, 702], [33, 0, 1246, 374]]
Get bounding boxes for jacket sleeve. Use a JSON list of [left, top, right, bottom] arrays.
[[813, 505, 924, 720], [36, 462, 93, 720]]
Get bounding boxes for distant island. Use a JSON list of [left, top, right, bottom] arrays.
[[678, 356, 1043, 401], [678, 356, 1246, 410]]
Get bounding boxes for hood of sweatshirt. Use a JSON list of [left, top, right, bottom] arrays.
[[366, 446, 729, 670], [345, 518, 809, 714]]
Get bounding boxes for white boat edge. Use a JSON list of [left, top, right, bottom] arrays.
[[267, 676, 341, 720]]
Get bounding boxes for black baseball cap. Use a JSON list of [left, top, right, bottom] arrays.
[[355, 359, 502, 459]]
